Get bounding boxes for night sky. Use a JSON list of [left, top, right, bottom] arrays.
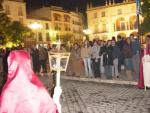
[[26, 0, 123, 13]]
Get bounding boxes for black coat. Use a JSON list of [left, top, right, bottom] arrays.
[[112, 45, 121, 59], [102, 45, 113, 66]]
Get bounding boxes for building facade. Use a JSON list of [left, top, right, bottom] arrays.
[[26, 18, 52, 46], [86, 0, 142, 41], [2, 0, 84, 46], [29, 6, 84, 42], [2, 0, 26, 24]]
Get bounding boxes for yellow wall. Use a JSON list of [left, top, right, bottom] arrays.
[[2, 1, 84, 44], [50, 8, 83, 41], [26, 19, 53, 44], [27, 6, 84, 42], [2, 0, 26, 24], [87, 1, 142, 41]]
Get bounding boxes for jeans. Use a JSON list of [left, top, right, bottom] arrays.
[[124, 58, 132, 70], [104, 65, 112, 79], [92, 58, 100, 77], [132, 54, 139, 79], [83, 58, 93, 77], [112, 58, 119, 76], [40, 60, 47, 73]]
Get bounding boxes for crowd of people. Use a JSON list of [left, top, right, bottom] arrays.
[[68, 34, 140, 81], [0, 34, 150, 113], [0, 34, 141, 80], [0, 34, 150, 88]]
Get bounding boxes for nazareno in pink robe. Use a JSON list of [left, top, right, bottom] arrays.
[[0, 50, 58, 113], [137, 44, 150, 89]]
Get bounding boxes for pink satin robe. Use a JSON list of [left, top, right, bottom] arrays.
[[0, 50, 58, 113], [138, 44, 150, 89]]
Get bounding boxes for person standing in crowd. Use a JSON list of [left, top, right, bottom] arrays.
[[31, 47, 40, 74], [100, 41, 106, 74], [81, 39, 93, 77], [103, 40, 113, 79], [117, 36, 125, 72], [0, 50, 58, 113], [0, 49, 3, 74], [70, 43, 84, 77], [122, 38, 133, 80], [138, 35, 150, 89], [3, 48, 10, 75], [39, 46, 48, 74], [91, 40, 101, 78], [130, 34, 140, 80], [112, 36, 116, 42], [112, 39, 121, 78]]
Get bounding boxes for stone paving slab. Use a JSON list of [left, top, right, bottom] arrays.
[[61, 80, 150, 113], [40, 76, 150, 113], [61, 75, 137, 86]]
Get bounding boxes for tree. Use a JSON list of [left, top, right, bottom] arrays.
[[7, 21, 31, 43], [0, 5, 11, 44], [140, 0, 150, 35], [60, 33, 74, 44]]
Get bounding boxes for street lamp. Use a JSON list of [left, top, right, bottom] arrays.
[[28, 22, 42, 30], [48, 40, 70, 113], [83, 29, 93, 35], [48, 29, 58, 42], [83, 29, 93, 40], [28, 22, 43, 43], [136, 0, 141, 42]]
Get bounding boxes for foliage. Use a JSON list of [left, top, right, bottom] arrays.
[[7, 21, 31, 43], [0, 9, 11, 44], [140, 0, 150, 35], [0, 11, 31, 45], [61, 33, 74, 44]]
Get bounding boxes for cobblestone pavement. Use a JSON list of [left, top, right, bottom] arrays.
[[61, 80, 150, 113], [40, 76, 150, 113]]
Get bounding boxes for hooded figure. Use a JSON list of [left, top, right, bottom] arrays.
[[0, 50, 58, 113]]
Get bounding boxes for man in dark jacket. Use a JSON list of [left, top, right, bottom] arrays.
[[130, 34, 140, 80], [112, 40, 121, 78], [103, 40, 113, 79], [117, 36, 125, 72]]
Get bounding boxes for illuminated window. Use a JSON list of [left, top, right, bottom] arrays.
[[120, 21, 126, 31], [102, 24, 107, 32], [64, 15, 70, 22], [129, 16, 137, 30], [46, 33, 50, 41], [18, 6, 23, 16], [116, 17, 126, 31], [94, 12, 97, 18], [5, 5, 10, 14], [118, 9, 122, 15], [101, 11, 105, 17], [94, 24, 98, 33], [64, 24, 70, 31], [45, 23, 49, 29], [38, 33, 43, 41], [54, 23, 61, 31], [54, 13, 61, 21]]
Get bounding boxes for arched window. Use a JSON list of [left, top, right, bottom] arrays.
[[38, 33, 43, 41], [102, 23, 107, 32], [46, 33, 50, 41], [53, 13, 61, 21], [117, 33, 126, 38], [116, 17, 126, 31], [129, 16, 137, 30]]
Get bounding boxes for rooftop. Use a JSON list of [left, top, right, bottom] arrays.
[[87, 1, 135, 11]]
